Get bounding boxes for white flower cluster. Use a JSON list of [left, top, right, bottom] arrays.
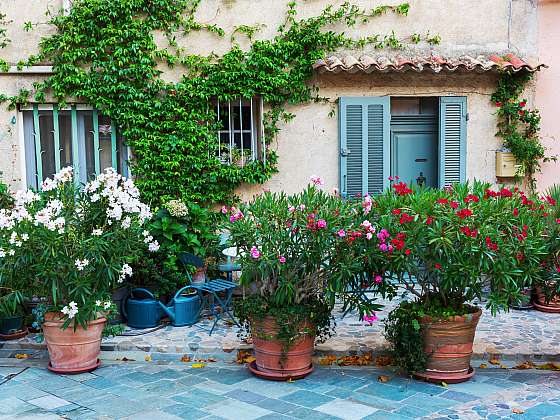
[[34, 199, 65, 233], [75, 258, 90, 271], [61, 301, 78, 319], [117, 263, 133, 283], [92, 228, 103, 236], [41, 166, 73, 192], [95, 300, 112, 310], [163, 200, 189, 218], [142, 230, 160, 252]]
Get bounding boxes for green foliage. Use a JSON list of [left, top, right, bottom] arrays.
[[0, 12, 10, 72], [0, 173, 14, 209], [3, 0, 416, 207], [491, 70, 548, 191], [0, 288, 25, 317]]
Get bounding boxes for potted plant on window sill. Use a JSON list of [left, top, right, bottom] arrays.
[[0, 288, 27, 340], [0, 167, 157, 373], [357, 181, 554, 383], [224, 178, 380, 380]]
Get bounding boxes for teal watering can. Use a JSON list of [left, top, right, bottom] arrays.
[[122, 288, 163, 329], [159, 286, 201, 327]]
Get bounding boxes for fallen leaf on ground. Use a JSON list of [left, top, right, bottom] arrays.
[[144, 355, 152, 362], [479, 363, 487, 369], [191, 363, 206, 368], [319, 355, 337, 366], [236, 350, 255, 364], [440, 381, 448, 387], [499, 364, 508, 369], [377, 375, 391, 383], [512, 408, 524, 414], [536, 362, 560, 371], [287, 377, 294, 383], [14, 353, 28, 359], [375, 355, 393, 367], [117, 357, 135, 362], [488, 358, 501, 365], [514, 361, 535, 370], [180, 355, 191, 363]]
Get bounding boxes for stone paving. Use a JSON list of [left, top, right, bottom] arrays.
[[0, 359, 559, 419], [3, 295, 560, 363]]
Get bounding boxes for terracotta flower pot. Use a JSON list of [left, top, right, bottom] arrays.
[[533, 287, 560, 313], [192, 266, 207, 285], [42, 312, 106, 374], [249, 316, 314, 381], [415, 308, 482, 384]]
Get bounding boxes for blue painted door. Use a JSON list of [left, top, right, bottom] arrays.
[[391, 130, 438, 188]]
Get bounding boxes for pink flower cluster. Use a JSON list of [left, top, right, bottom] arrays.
[[362, 195, 373, 215], [250, 246, 261, 259], [363, 313, 378, 325], [376, 229, 392, 252], [310, 175, 324, 186], [360, 220, 375, 240]]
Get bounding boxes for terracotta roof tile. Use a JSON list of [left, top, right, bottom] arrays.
[[313, 54, 546, 74]]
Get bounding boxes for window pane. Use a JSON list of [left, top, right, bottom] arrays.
[[215, 104, 229, 131], [58, 112, 73, 169], [242, 133, 252, 150], [38, 111, 55, 181], [98, 115, 113, 171]]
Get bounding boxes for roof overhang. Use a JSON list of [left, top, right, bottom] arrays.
[[313, 54, 547, 75]]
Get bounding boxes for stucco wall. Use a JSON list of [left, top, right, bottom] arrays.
[[0, 0, 540, 193], [536, 0, 560, 191]]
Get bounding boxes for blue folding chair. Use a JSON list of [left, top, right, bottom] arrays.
[[178, 252, 240, 335]]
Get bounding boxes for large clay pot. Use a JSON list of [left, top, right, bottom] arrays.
[[42, 312, 106, 374], [249, 316, 314, 381], [415, 308, 482, 384], [534, 287, 560, 313]]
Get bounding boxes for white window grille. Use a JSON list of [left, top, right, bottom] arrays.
[[214, 97, 265, 166], [21, 104, 129, 189]]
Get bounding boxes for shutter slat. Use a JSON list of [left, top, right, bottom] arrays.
[[346, 104, 363, 197], [367, 104, 384, 195]]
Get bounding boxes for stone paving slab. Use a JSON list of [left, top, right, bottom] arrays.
[[2, 296, 560, 363], [0, 360, 560, 419]]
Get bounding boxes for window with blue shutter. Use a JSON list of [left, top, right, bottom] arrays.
[[439, 97, 467, 187], [339, 97, 389, 197], [340, 96, 467, 194]]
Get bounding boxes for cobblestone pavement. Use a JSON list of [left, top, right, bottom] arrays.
[[3, 296, 560, 363], [0, 360, 559, 419]]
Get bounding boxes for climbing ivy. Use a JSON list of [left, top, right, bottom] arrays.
[[491, 70, 549, 191], [1, 0, 435, 206], [0, 12, 10, 72]]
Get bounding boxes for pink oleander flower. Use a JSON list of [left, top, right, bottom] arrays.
[[379, 243, 388, 252], [337, 229, 346, 237], [278, 256, 286, 263], [310, 175, 324, 186], [250, 246, 261, 259], [377, 229, 390, 241], [288, 205, 296, 213], [374, 275, 383, 284], [317, 219, 327, 229], [364, 313, 378, 325], [366, 232, 373, 240], [362, 195, 373, 215], [221, 206, 228, 214]]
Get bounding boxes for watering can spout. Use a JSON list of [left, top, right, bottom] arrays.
[[158, 302, 175, 322]]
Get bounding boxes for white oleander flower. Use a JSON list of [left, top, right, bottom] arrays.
[[75, 259, 89, 271], [103, 301, 111, 310], [148, 241, 160, 252], [92, 228, 103, 236], [95, 300, 101, 307], [41, 178, 57, 192], [61, 301, 78, 319]]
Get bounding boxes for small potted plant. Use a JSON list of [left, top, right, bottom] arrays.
[[224, 177, 379, 380], [0, 288, 27, 339], [354, 181, 553, 383], [0, 167, 157, 373]]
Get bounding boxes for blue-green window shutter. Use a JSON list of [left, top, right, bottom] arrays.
[[439, 96, 467, 188], [339, 97, 390, 197]]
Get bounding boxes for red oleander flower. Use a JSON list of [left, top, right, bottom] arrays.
[[464, 194, 480, 203], [456, 208, 473, 219], [392, 209, 402, 215], [450, 201, 459, 209], [546, 196, 556, 206], [437, 198, 449, 205], [495, 101, 502, 107], [519, 101, 526, 108], [500, 188, 513, 198], [426, 216, 434, 225], [405, 249, 411, 255], [392, 182, 413, 196], [434, 263, 442, 270], [399, 213, 414, 224], [513, 208, 519, 216]]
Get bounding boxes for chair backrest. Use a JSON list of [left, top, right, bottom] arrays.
[[178, 252, 204, 268]]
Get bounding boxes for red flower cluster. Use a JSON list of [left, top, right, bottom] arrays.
[[399, 213, 414, 224], [463, 194, 480, 204], [391, 232, 407, 251], [485, 188, 513, 198], [460, 226, 478, 238], [392, 182, 413, 196], [545, 195, 556, 206], [426, 216, 434, 225], [392, 209, 401, 215], [450, 201, 459, 209], [485, 236, 498, 251], [436, 198, 448, 205], [456, 208, 473, 219]]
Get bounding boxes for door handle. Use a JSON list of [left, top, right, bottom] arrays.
[[415, 158, 428, 162]]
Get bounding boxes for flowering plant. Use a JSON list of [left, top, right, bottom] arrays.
[[352, 180, 559, 373], [223, 179, 381, 347], [0, 167, 156, 328]]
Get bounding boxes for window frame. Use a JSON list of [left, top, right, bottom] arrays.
[[20, 104, 130, 189], [213, 97, 265, 167]]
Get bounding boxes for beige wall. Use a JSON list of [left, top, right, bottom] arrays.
[[0, 0, 540, 193], [536, 0, 560, 191]]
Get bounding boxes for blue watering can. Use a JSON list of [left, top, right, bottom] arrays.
[[158, 286, 201, 327], [122, 288, 163, 329]]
